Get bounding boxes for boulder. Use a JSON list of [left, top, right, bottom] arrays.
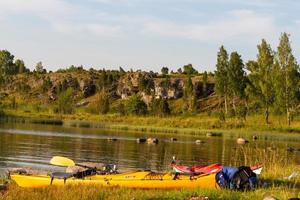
[[206, 132, 222, 137], [147, 138, 159, 144], [107, 138, 118, 141], [195, 140, 205, 144], [237, 138, 249, 145]]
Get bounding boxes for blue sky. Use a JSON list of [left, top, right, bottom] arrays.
[[0, 0, 299, 72]]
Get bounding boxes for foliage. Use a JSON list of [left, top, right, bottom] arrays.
[[126, 94, 147, 115], [228, 52, 246, 115], [183, 64, 198, 75], [246, 39, 275, 124], [41, 76, 53, 92], [56, 65, 84, 73], [35, 61, 46, 73], [0, 50, 17, 75], [96, 91, 110, 114], [161, 67, 169, 75], [152, 97, 171, 116], [56, 87, 74, 114], [215, 46, 229, 114], [15, 59, 29, 73], [138, 75, 153, 95], [96, 69, 121, 92], [273, 33, 299, 125], [117, 102, 126, 116]]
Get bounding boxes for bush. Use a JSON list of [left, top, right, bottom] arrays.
[[56, 87, 74, 114], [126, 94, 147, 115], [96, 91, 110, 114], [152, 97, 171, 117]]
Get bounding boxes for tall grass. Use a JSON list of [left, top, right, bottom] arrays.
[[1, 147, 299, 200], [4, 106, 300, 135]]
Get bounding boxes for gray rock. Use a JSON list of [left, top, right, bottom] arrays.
[[137, 138, 147, 143]]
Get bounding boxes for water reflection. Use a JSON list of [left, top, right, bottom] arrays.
[[0, 122, 299, 172]]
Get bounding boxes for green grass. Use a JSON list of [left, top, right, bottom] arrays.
[[1, 147, 299, 200], [4, 106, 300, 136], [1, 185, 299, 200]]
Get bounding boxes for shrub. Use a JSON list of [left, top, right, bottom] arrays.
[[56, 87, 74, 114], [126, 94, 147, 115], [96, 91, 110, 114]]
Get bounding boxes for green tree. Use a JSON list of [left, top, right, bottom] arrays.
[[183, 64, 197, 75], [35, 61, 46, 73], [152, 97, 171, 116], [96, 91, 110, 114], [228, 52, 246, 112], [15, 59, 27, 73], [184, 76, 197, 112], [246, 39, 274, 124], [161, 67, 169, 75], [215, 46, 229, 115], [126, 94, 147, 115], [0, 50, 15, 75], [274, 33, 299, 125], [57, 87, 74, 114]]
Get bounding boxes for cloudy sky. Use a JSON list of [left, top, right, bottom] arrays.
[[0, 0, 299, 72]]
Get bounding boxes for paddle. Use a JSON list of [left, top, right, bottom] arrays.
[[50, 156, 117, 174], [50, 156, 76, 167]]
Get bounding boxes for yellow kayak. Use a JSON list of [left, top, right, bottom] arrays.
[[11, 171, 218, 189]]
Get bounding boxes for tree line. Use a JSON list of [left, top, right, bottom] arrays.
[[215, 33, 299, 125], [0, 33, 299, 124]]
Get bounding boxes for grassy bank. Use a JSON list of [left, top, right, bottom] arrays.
[[1, 184, 299, 200], [1, 147, 299, 200], [3, 108, 300, 136]]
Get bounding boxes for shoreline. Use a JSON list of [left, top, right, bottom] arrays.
[[2, 109, 300, 137]]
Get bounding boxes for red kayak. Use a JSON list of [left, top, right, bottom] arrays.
[[172, 163, 262, 175], [172, 163, 222, 174]]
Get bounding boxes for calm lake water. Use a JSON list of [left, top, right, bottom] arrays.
[[0, 122, 300, 172]]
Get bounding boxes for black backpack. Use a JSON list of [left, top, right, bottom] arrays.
[[230, 166, 257, 191]]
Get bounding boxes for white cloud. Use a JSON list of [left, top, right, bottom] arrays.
[[142, 10, 276, 43], [53, 22, 121, 37], [0, 0, 121, 37]]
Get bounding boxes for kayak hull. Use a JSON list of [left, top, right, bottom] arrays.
[[11, 171, 218, 189]]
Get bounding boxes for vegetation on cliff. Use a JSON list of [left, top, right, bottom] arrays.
[[0, 33, 299, 129]]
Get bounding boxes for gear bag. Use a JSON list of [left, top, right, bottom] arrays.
[[231, 166, 257, 190], [216, 166, 257, 190]]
